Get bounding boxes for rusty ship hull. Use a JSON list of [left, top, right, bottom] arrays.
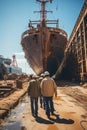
[[21, 0, 67, 76]]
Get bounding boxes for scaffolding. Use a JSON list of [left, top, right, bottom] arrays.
[[55, 0, 87, 82], [65, 0, 87, 82]]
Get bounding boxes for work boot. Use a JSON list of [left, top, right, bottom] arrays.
[[47, 115, 50, 119], [34, 113, 38, 118]]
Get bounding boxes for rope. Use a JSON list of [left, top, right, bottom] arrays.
[[80, 120, 87, 130]]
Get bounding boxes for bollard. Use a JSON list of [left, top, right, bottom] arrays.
[[16, 80, 22, 89]]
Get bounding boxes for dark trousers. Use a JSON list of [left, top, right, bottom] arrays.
[[40, 96, 45, 109], [30, 97, 38, 116], [44, 96, 54, 117]]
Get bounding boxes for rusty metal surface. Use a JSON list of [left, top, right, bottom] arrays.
[[21, 0, 67, 76], [21, 26, 67, 75]]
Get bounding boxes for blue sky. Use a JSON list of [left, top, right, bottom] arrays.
[[0, 0, 85, 74]]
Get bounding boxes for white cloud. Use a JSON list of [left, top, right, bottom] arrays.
[[17, 58, 26, 63], [14, 51, 35, 75], [15, 52, 24, 56]]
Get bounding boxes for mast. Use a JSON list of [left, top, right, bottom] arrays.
[[33, 0, 52, 27], [29, 0, 58, 28]]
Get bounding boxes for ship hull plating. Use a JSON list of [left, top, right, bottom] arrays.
[[21, 27, 67, 75]]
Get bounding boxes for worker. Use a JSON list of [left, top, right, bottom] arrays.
[[38, 73, 45, 109], [27, 75, 41, 117], [40, 71, 57, 118]]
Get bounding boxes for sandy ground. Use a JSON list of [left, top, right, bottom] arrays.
[[0, 81, 87, 130], [20, 85, 87, 130]]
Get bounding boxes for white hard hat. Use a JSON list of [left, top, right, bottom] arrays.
[[32, 75, 39, 78], [44, 71, 50, 76], [40, 73, 44, 77]]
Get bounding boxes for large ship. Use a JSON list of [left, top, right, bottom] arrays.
[[21, 0, 67, 76]]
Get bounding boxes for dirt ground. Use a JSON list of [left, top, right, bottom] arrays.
[[0, 80, 87, 130]]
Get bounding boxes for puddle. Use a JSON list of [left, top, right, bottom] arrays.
[[9, 95, 28, 118], [1, 95, 28, 130], [3, 121, 21, 130], [10, 102, 27, 118], [1, 121, 27, 130]]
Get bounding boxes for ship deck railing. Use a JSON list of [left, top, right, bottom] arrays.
[[21, 26, 67, 39]]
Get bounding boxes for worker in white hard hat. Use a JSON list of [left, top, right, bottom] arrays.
[[40, 71, 57, 118], [28, 74, 41, 117], [39, 73, 45, 109]]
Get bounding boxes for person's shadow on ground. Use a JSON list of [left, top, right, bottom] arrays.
[[35, 116, 54, 124], [35, 113, 74, 124], [49, 113, 74, 124]]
